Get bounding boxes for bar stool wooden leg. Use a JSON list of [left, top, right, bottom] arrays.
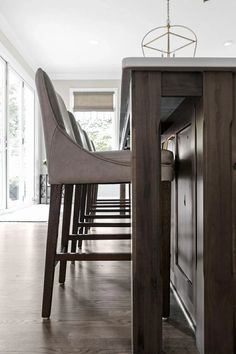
[[72, 184, 81, 246], [59, 184, 74, 284], [78, 184, 87, 249], [42, 184, 62, 318], [161, 181, 171, 318], [120, 183, 126, 215], [72, 186, 80, 231], [84, 184, 92, 233], [128, 183, 131, 202]]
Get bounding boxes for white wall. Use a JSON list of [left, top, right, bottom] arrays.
[[0, 28, 34, 82], [53, 79, 120, 108]]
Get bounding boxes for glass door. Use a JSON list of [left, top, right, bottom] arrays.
[[22, 83, 35, 203], [0, 63, 35, 211], [0, 58, 6, 210]]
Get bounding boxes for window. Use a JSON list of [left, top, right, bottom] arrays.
[[71, 89, 117, 151]]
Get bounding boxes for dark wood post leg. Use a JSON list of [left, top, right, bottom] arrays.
[[161, 181, 171, 318], [72, 185, 81, 235], [85, 184, 92, 233], [78, 184, 87, 249], [120, 183, 126, 215], [94, 184, 98, 206], [91, 184, 94, 211], [42, 184, 62, 318], [59, 184, 73, 284], [132, 71, 162, 353], [92, 184, 98, 214], [203, 72, 235, 353]]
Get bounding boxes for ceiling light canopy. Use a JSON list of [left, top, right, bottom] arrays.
[[89, 40, 99, 45], [224, 40, 234, 47]]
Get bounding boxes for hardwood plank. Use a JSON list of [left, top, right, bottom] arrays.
[[132, 70, 162, 353], [203, 72, 235, 353]]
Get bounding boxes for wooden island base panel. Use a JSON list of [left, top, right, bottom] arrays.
[[119, 58, 236, 354]]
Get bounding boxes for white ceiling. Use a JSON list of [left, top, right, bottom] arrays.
[[0, 0, 236, 79]]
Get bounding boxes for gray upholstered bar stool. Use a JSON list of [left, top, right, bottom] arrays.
[[67, 113, 131, 243], [82, 128, 131, 214], [36, 68, 133, 318], [35, 68, 174, 319], [67, 111, 131, 250]]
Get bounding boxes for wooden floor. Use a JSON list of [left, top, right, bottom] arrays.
[[0, 223, 198, 354]]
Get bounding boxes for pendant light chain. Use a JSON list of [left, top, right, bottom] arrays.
[[167, 0, 170, 56], [167, 0, 170, 26]]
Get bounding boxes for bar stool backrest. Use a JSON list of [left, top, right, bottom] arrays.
[[36, 68, 76, 160], [68, 111, 83, 146], [90, 140, 96, 152], [36, 68, 131, 186], [67, 112, 90, 150], [56, 94, 76, 142], [83, 130, 94, 151]]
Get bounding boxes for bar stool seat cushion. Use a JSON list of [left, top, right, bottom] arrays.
[[48, 126, 131, 184], [161, 149, 174, 181], [96, 150, 131, 165], [47, 127, 173, 184]]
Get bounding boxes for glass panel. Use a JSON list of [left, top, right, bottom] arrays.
[[7, 68, 23, 207], [22, 84, 34, 203], [74, 111, 114, 151], [0, 58, 6, 210]]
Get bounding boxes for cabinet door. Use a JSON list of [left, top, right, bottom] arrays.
[[177, 125, 195, 284], [170, 106, 196, 322]]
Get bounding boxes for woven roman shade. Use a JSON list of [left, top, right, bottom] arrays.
[[73, 91, 114, 112]]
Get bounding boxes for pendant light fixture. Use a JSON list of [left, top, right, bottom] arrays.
[[141, 0, 198, 57]]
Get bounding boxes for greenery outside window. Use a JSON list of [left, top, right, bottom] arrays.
[[71, 89, 117, 151]]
